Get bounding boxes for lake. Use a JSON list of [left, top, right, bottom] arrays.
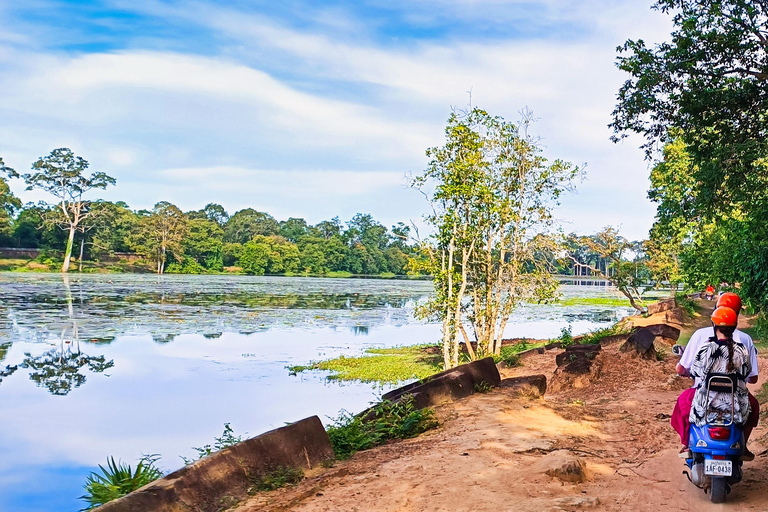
[[0, 273, 633, 512]]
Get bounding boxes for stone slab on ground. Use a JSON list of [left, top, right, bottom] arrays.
[[97, 416, 332, 512], [499, 374, 547, 397], [621, 327, 657, 358], [382, 357, 500, 404], [647, 298, 676, 315], [531, 450, 586, 483]]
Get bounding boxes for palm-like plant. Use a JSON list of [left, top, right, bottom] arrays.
[[80, 455, 163, 510]]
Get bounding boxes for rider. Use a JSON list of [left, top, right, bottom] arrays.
[[688, 307, 751, 431], [705, 284, 715, 300], [672, 293, 760, 459]]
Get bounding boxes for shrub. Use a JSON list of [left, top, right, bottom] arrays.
[[181, 423, 243, 464], [579, 322, 629, 345], [80, 455, 163, 510], [326, 396, 438, 460], [557, 325, 574, 347], [675, 293, 697, 316], [247, 466, 304, 493], [492, 345, 521, 367]]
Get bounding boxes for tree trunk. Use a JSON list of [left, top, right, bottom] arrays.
[[78, 237, 84, 272], [62, 226, 76, 273]]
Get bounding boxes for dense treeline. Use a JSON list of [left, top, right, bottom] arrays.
[[611, 0, 768, 325], [0, 153, 413, 275]]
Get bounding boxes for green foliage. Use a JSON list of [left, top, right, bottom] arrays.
[[326, 396, 438, 460], [181, 423, 243, 464], [80, 455, 163, 510], [578, 323, 629, 345], [557, 325, 574, 347], [247, 466, 304, 493], [491, 345, 521, 367], [473, 381, 494, 393], [612, 1, 768, 314], [675, 293, 697, 317], [287, 345, 442, 384], [413, 107, 581, 368], [130, 202, 188, 275]]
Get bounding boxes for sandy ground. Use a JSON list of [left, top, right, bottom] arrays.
[[234, 309, 768, 512]]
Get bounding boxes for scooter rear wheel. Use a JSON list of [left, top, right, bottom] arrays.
[[710, 477, 727, 503]]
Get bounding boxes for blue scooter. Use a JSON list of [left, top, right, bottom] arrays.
[[681, 368, 745, 503]]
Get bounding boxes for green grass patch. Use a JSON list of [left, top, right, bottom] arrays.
[[559, 296, 631, 307], [326, 395, 439, 460], [578, 322, 630, 345], [247, 466, 304, 494], [288, 344, 442, 384]]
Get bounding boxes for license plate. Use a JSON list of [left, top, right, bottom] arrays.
[[704, 459, 732, 476]]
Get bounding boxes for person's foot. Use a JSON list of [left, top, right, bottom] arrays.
[[741, 448, 755, 461], [678, 446, 692, 459]]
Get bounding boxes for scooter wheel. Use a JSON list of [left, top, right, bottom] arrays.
[[710, 477, 728, 503]]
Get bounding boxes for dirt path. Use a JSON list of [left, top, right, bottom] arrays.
[[235, 320, 768, 511]]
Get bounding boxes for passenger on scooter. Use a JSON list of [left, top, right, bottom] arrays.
[[705, 284, 715, 300], [688, 307, 751, 429], [672, 293, 760, 459]]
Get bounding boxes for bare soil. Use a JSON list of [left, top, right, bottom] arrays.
[[234, 307, 768, 512]]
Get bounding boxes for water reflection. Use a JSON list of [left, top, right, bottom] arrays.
[[20, 344, 113, 395], [0, 274, 433, 343]]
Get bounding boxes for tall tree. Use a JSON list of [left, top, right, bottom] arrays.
[[131, 202, 188, 274], [413, 108, 579, 367], [22, 149, 116, 272]]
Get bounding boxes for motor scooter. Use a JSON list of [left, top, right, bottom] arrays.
[[673, 345, 745, 503]]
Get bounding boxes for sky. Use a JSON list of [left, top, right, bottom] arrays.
[[0, 0, 672, 240]]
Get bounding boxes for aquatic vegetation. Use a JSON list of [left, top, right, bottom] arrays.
[[80, 455, 163, 510], [288, 345, 443, 384], [559, 296, 631, 307], [326, 396, 438, 460]]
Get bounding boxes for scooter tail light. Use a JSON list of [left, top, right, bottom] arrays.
[[708, 427, 731, 440]]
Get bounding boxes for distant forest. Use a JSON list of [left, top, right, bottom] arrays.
[[0, 200, 414, 276]]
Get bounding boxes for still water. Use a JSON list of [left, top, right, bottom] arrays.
[[0, 274, 632, 512]]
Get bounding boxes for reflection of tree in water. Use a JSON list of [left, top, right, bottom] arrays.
[[20, 346, 114, 396]]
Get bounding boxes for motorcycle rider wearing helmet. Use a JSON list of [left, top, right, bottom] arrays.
[[672, 293, 760, 460]]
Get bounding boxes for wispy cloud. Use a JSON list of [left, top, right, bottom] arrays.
[[0, 0, 667, 238]]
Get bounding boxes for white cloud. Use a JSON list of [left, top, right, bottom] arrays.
[[0, 0, 672, 240]]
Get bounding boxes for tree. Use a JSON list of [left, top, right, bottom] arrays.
[[22, 149, 116, 272], [183, 217, 224, 271], [0, 157, 20, 242], [571, 227, 647, 312], [131, 202, 188, 274], [279, 217, 309, 243], [413, 108, 580, 368], [223, 209, 279, 243]]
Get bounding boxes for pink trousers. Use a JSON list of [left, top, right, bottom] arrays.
[[671, 387, 760, 445]]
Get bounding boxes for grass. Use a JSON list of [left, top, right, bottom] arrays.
[[492, 345, 523, 366], [247, 466, 304, 494], [578, 322, 630, 345], [80, 455, 164, 511], [288, 344, 443, 384], [675, 293, 697, 316], [326, 395, 439, 460]]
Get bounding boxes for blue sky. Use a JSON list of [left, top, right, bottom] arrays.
[[0, 0, 671, 239]]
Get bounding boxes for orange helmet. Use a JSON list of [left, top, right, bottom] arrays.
[[711, 306, 738, 327], [716, 292, 742, 315]]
